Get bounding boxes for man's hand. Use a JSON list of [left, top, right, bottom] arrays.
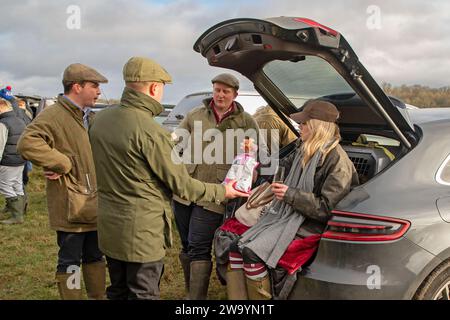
[[44, 171, 62, 180], [224, 180, 250, 199], [271, 182, 289, 200]]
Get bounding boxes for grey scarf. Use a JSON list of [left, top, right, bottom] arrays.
[[238, 145, 323, 268]]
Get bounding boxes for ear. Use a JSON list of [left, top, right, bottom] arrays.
[[72, 83, 82, 94], [148, 83, 158, 97]]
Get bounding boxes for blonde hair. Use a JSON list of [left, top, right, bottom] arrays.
[[300, 118, 340, 168], [0, 99, 12, 112]]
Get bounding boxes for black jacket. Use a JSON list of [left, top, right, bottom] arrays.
[[0, 111, 27, 166]]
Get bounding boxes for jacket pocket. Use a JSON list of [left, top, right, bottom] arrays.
[[65, 174, 97, 224]]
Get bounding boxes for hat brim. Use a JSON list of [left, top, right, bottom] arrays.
[[290, 111, 310, 124]]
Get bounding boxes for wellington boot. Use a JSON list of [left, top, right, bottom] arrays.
[[0, 196, 24, 225], [189, 260, 212, 300], [82, 261, 106, 300], [55, 272, 82, 300], [226, 265, 248, 300], [1, 197, 13, 215], [179, 252, 190, 299], [246, 275, 272, 300]]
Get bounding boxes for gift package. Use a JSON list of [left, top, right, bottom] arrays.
[[223, 139, 259, 193]]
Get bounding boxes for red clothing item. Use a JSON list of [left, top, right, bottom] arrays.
[[210, 100, 236, 124], [277, 234, 321, 275], [220, 217, 321, 275], [220, 217, 250, 235]]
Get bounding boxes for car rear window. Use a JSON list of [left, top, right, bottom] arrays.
[[437, 155, 450, 185], [262, 55, 355, 108]]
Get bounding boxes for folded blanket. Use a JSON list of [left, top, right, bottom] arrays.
[[220, 218, 321, 274]]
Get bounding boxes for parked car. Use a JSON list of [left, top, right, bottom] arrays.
[[92, 103, 172, 125], [14, 94, 56, 117], [162, 91, 269, 132], [91, 103, 111, 113], [194, 16, 450, 300]]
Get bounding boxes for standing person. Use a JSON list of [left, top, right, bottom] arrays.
[[253, 105, 297, 154], [16, 99, 33, 124], [172, 73, 261, 299], [15, 99, 33, 214], [89, 56, 247, 300], [0, 85, 14, 101], [17, 63, 108, 300], [0, 99, 27, 224]]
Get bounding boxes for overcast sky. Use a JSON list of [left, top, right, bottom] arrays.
[[0, 0, 449, 104]]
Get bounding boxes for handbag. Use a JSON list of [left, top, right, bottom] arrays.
[[235, 182, 274, 227]]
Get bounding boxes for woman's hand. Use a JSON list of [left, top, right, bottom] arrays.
[[271, 182, 289, 200]]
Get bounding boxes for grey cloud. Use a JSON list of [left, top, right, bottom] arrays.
[[0, 0, 448, 103]]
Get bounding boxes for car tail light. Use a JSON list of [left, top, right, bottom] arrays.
[[322, 210, 411, 242], [293, 18, 338, 37]]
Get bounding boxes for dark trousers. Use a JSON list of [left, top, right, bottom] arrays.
[[105, 256, 164, 300], [56, 231, 103, 273], [173, 201, 223, 261]]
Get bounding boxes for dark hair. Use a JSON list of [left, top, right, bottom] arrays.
[[63, 81, 87, 94]]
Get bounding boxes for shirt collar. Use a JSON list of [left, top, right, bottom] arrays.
[[210, 100, 236, 124], [62, 95, 90, 113]]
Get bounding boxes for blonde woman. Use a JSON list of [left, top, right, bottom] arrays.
[[224, 100, 359, 300]]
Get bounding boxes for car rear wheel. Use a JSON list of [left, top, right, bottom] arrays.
[[414, 260, 450, 300]]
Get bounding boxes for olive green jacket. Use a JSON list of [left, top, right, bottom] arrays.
[[89, 88, 226, 263], [173, 98, 260, 214], [17, 96, 97, 232]]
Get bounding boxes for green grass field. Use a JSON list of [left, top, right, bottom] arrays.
[[0, 168, 226, 300]]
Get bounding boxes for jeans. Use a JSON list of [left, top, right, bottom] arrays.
[[173, 201, 223, 261], [56, 231, 103, 273], [105, 256, 164, 300]]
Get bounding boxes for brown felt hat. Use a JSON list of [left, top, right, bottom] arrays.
[[211, 73, 239, 90], [290, 100, 339, 123], [62, 63, 108, 85]]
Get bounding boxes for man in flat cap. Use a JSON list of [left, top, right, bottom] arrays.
[[172, 73, 261, 299], [17, 63, 108, 300], [89, 57, 247, 300]]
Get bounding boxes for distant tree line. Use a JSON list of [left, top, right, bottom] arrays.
[[382, 83, 450, 108], [97, 84, 450, 109]]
